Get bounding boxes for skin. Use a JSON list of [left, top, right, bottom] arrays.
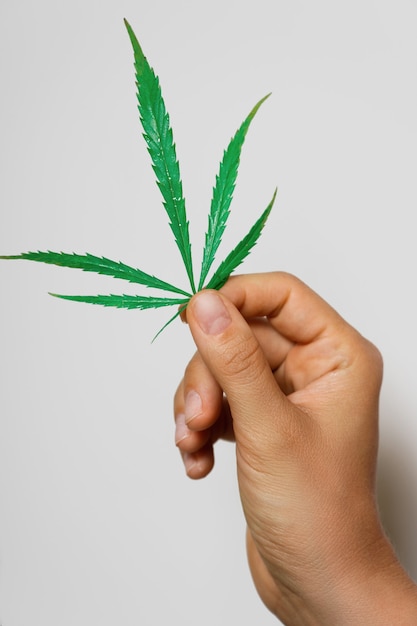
[[173, 272, 417, 625]]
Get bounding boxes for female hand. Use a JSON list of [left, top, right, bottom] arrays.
[[174, 272, 417, 625]]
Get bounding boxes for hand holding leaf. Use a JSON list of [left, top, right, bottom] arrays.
[[1, 20, 276, 340]]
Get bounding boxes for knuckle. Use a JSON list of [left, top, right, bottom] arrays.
[[357, 336, 384, 382], [365, 340, 384, 386], [183, 351, 202, 383], [220, 332, 265, 382], [173, 380, 185, 415], [366, 339, 383, 370]]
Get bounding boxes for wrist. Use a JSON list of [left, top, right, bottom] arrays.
[[267, 509, 417, 625], [339, 546, 417, 625], [315, 531, 417, 625]]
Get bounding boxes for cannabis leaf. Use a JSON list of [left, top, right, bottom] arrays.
[[198, 94, 271, 291], [1, 19, 277, 340], [205, 189, 277, 291], [49, 293, 189, 310], [124, 20, 196, 294], [2, 251, 191, 297]]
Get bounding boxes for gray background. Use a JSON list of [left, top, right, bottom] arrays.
[[1, 1, 416, 624]]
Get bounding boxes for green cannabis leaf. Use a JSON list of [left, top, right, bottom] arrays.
[[124, 20, 196, 294], [198, 93, 272, 291], [1, 19, 277, 340]]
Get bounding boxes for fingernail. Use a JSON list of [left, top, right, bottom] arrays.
[[193, 291, 231, 335], [183, 452, 199, 475], [184, 390, 202, 424], [175, 413, 190, 445]]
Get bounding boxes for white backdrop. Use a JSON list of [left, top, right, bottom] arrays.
[[1, 1, 416, 624]]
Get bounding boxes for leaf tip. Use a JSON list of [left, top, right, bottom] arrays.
[[123, 17, 132, 33], [151, 303, 188, 343], [124, 18, 141, 51]]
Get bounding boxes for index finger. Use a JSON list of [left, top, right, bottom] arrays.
[[219, 271, 350, 344]]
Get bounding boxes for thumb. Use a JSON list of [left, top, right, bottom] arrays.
[[186, 290, 290, 439]]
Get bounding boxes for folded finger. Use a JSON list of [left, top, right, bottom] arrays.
[[221, 272, 348, 344], [174, 350, 224, 432]]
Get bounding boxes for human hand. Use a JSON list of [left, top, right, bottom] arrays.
[[174, 272, 417, 625]]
